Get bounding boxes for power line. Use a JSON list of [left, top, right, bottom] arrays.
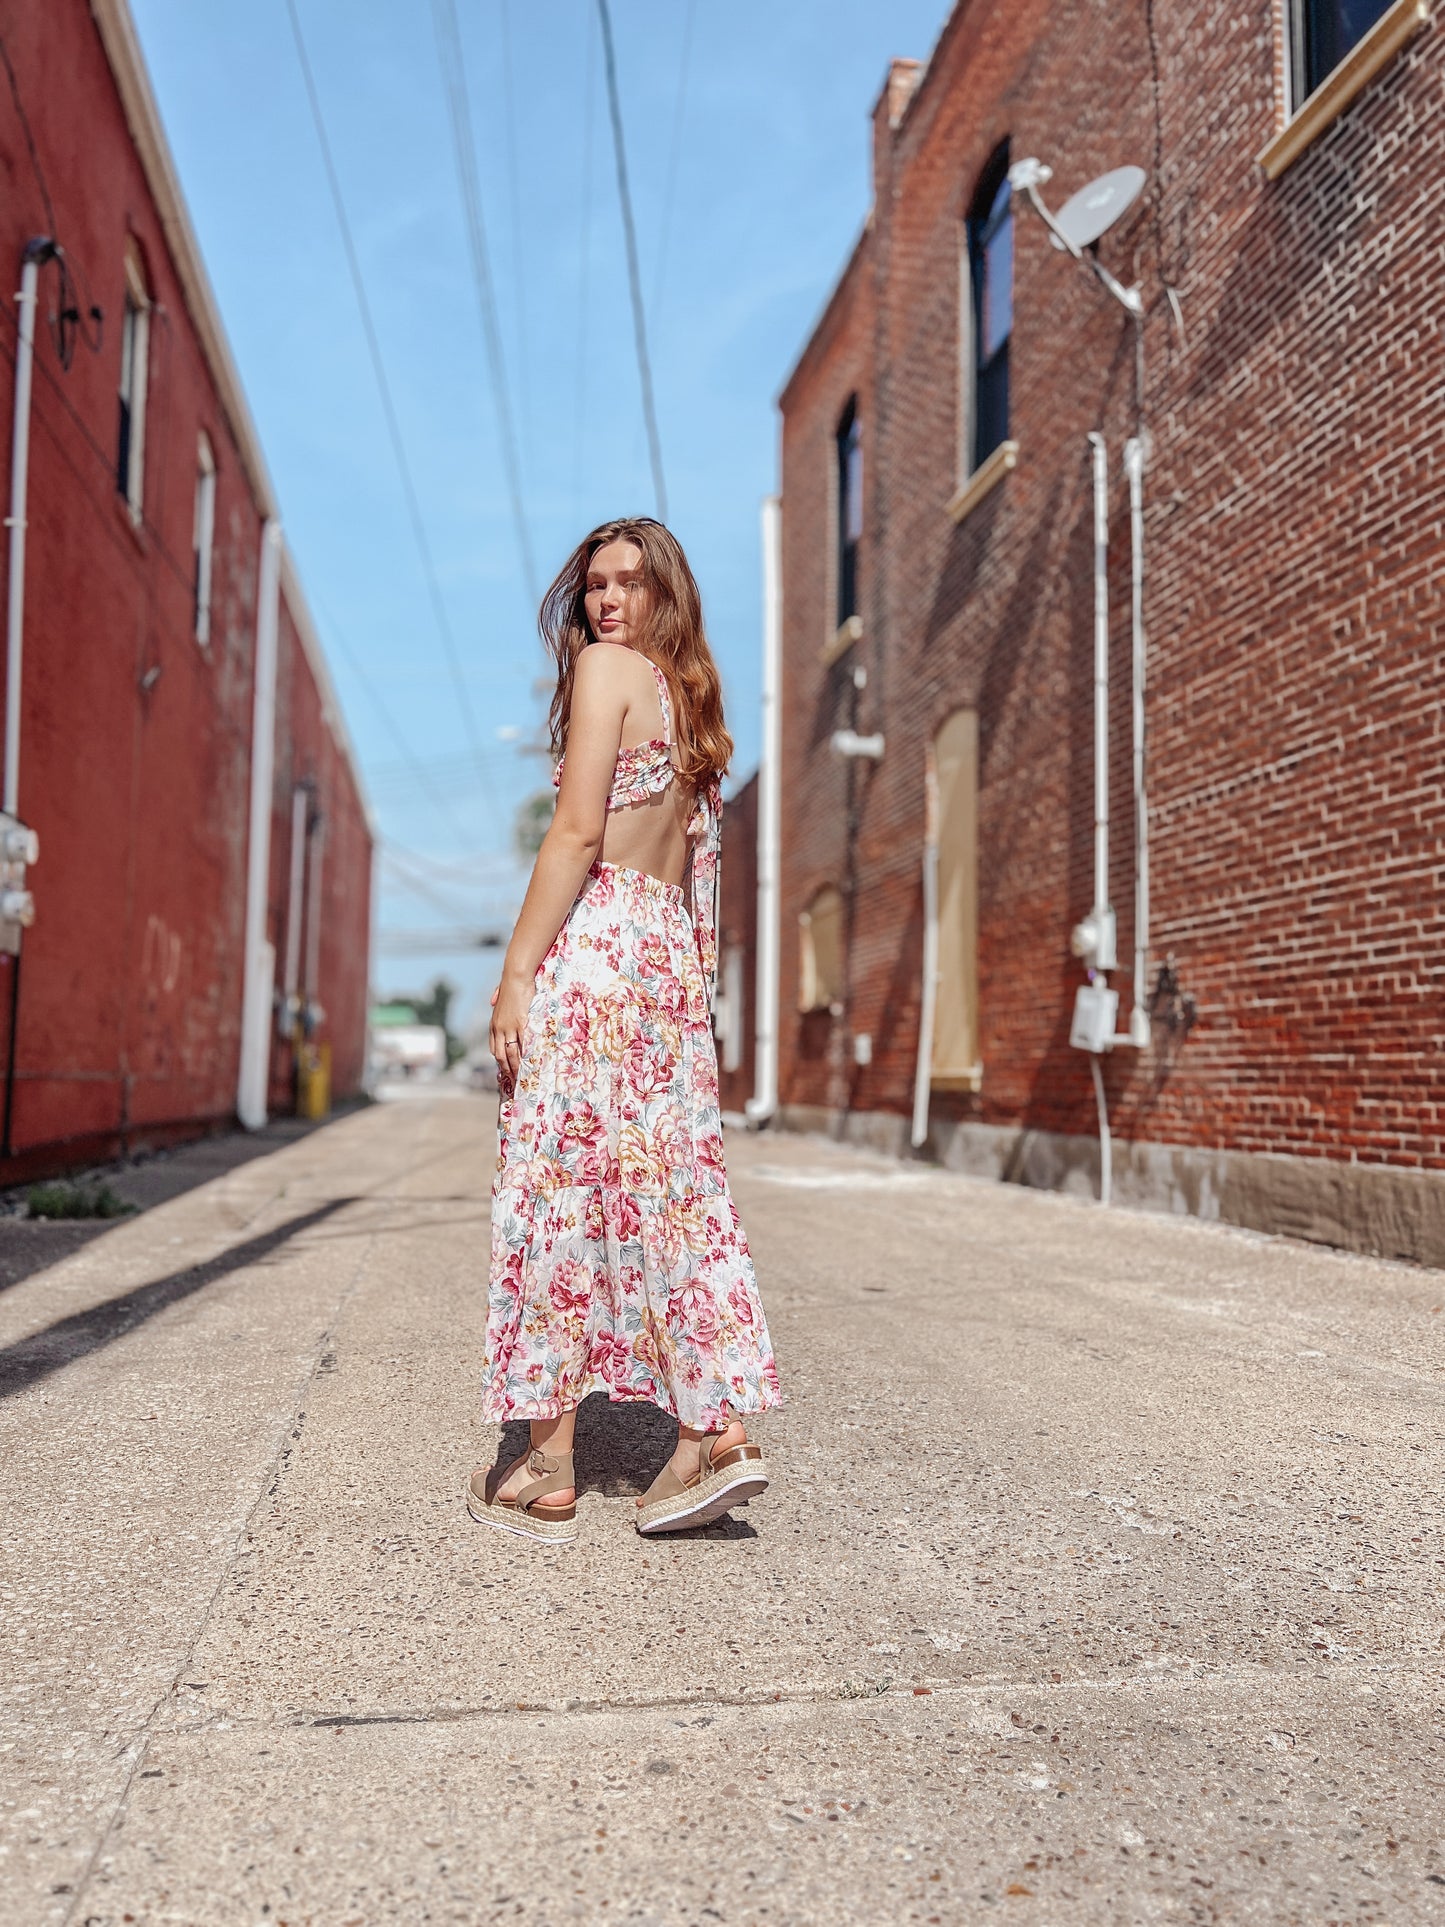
[[432, 0, 540, 608], [572, 6, 597, 524], [498, 0, 531, 459], [596, 0, 668, 523], [380, 846, 494, 925], [380, 836, 518, 882], [314, 599, 476, 848], [283, 0, 503, 835], [0, 30, 56, 235]]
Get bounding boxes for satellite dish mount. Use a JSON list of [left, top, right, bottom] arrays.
[[1007, 159, 1146, 317]]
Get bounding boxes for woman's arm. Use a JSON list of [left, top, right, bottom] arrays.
[[489, 645, 629, 1082]]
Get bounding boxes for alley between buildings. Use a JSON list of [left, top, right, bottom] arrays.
[[1, 1094, 1441, 1923]]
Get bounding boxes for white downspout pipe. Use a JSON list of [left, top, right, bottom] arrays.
[[283, 784, 307, 1020], [5, 242, 52, 819], [745, 493, 782, 1127], [1124, 436, 1151, 1046], [1086, 432, 1115, 966], [910, 745, 939, 1149], [237, 519, 282, 1129]]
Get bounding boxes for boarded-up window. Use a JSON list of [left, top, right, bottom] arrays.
[[798, 883, 843, 1013], [718, 942, 744, 1073], [931, 710, 980, 1087]]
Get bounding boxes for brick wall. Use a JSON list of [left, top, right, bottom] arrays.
[[776, 0, 1445, 1172], [0, 0, 372, 1172]]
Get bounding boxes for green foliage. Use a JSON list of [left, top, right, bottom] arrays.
[[26, 1180, 135, 1221]]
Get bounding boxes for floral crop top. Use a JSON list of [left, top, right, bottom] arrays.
[[553, 656, 723, 1009]]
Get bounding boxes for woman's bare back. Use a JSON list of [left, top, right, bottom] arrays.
[[596, 651, 695, 888]]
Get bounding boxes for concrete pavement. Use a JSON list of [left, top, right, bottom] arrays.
[[1, 1091, 1442, 1923]]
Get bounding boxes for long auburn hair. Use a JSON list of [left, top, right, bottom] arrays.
[[540, 517, 733, 790]]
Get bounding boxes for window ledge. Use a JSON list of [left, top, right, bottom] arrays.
[[821, 613, 862, 666], [931, 1064, 983, 1095], [114, 489, 148, 554], [1259, 0, 1430, 180], [946, 440, 1018, 525]]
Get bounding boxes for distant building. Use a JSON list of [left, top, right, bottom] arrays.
[[0, 0, 373, 1177], [769, 2, 1445, 1257]]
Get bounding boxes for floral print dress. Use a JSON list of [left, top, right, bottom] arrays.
[[482, 659, 783, 1430]]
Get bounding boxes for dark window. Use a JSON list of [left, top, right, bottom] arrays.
[[967, 143, 1013, 472], [1291, 0, 1393, 100], [116, 294, 138, 493], [836, 398, 862, 626], [116, 246, 150, 518]]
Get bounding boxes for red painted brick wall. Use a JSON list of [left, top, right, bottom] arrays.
[[0, 0, 371, 1171], [777, 0, 1444, 1168]]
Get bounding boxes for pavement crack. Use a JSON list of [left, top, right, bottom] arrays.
[[59, 1218, 379, 1927]]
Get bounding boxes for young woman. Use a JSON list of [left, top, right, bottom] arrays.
[[469, 518, 782, 1543]]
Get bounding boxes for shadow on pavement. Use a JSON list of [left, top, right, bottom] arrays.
[[0, 1197, 355, 1401], [0, 1110, 364, 1299], [494, 1393, 759, 1538]]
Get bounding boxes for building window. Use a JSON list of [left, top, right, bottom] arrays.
[[966, 143, 1013, 474], [193, 432, 216, 644], [798, 883, 844, 1014], [1290, 0, 1394, 103], [117, 243, 150, 523], [718, 943, 744, 1074], [835, 399, 862, 627]]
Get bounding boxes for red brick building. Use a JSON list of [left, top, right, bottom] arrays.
[[0, 0, 372, 1177], [766, 0, 1445, 1258]]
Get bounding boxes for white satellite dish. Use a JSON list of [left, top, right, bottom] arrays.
[[1049, 165, 1147, 252]]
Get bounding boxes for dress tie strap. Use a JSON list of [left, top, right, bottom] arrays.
[[652, 659, 721, 1013], [688, 777, 723, 1014]]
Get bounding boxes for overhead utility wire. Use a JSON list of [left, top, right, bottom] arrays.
[[284, 0, 502, 834], [498, 0, 531, 457], [432, 0, 540, 608], [315, 600, 476, 848], [596, 0, 668, 523], [571, 7, 597, 521], [380, 847, 492, 925]]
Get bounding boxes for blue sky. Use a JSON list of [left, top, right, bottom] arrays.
[[130, 0, 955, 1028]]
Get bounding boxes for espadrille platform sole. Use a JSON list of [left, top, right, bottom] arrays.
[[468, 1447, 578, 1545], [466, 1488, 578, 1543], [635, 1443, 769, 1535]]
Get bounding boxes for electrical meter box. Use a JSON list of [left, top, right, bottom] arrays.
[[0, 812, 38, 957], [1070, 983, 1118, 1054]]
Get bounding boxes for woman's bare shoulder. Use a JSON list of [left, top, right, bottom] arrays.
[[574, 640, 645, 682]]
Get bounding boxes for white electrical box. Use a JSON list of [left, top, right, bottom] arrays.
[[0, 812, 37, 957], [1070, 984, 1118, 1053]]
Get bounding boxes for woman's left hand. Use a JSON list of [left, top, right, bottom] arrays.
[[489, 971, 532, 1089]]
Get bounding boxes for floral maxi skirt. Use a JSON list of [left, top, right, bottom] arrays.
[[483, 860, 783, 1430]]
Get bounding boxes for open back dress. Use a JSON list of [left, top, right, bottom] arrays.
[[481, 657, 782, 1430]]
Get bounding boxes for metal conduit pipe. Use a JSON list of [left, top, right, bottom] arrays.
[[0, 240, 52, 1163], [1088, 432, 1112, 956], [910, 746, 939, 1150], [745, 494, 782, 1127], [4, 240, 52, 819], [237, 519, 283, 1130], [1124, 436, 1151, 1046]]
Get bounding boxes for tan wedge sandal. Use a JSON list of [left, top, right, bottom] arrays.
[[468, 1447, 578, 1544], [635, 1432, 769, 1535]]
